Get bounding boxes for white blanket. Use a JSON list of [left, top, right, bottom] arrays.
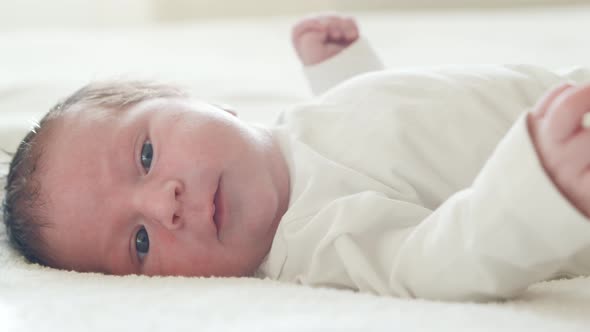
[[2, 6, 590, 331], [2, 241, 590, 331]]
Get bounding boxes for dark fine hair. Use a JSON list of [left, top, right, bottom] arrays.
[[2, 80, 188, 267]]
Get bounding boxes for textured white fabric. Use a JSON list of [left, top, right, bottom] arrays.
[[259, 41, 590, 301]]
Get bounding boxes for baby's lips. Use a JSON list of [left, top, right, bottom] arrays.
[[212, 175, 225, 237]]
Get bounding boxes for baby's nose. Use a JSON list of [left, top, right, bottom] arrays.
[[135, 179, 183, 230]]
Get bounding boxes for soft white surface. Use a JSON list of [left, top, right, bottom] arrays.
[[2, 0, 583, 28], [2, 6, 590, 331]]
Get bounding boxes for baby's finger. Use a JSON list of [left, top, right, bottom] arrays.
[[296, 29, 328, 49], [327, 20, 343, 41], [343, 17, 359, 42], [292, 19, 325, 42], [531, 82, 574, 119], [545, 84, 590, 142]]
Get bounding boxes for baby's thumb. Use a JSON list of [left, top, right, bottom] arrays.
[[297, 29, 328, 47], [546, 83, 590, 141], [531, 82, 574, 119]]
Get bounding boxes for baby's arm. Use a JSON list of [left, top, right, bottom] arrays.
[[290, 68, 590, 302], [392, 83, 590, 301], [292, 15, 384, 95]]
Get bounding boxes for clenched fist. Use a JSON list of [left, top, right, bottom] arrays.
[[528, 83, 590, 218], [292, 14, 359, 66]]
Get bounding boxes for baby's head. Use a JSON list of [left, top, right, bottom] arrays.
[[2, 80, 290, 277]]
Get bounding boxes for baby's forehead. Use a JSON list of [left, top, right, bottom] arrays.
[[40, 106, 134, 178], [39, 105, 128, 222], [47, 97, 223, 151], [65, 103, 129, 123], [53, 102, 156, 139], [65, 96, 198, 119]]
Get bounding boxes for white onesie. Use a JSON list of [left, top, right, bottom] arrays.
[[257, 38, 590, 302]]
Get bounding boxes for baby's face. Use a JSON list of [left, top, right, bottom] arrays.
[[39, 98, 288, 277]]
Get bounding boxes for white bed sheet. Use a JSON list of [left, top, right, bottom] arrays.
[[2, 6, 590, 331]]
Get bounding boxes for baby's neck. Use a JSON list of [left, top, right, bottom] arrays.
[[252, 124, 291, 236]]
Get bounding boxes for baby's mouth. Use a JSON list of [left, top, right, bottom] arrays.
[[212, 175, 224, 237]]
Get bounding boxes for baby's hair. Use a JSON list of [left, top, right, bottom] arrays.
[[2, 80, 189, 266]]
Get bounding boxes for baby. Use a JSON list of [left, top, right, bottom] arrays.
[[4, 14, 590, 302]]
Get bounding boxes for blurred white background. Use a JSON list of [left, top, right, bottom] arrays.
[[1, 0, 590, 153], [0, 0, 588, 29]]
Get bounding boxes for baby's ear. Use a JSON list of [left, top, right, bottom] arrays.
[[212, 103, 238, 117]]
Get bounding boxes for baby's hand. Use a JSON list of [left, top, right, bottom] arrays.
[[528, 83, 590, 218], [292, 14, 359, 66]]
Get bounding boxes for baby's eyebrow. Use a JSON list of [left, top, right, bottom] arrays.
[[101, 117, 148, 275]]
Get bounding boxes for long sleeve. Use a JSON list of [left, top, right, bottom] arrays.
[[302, 37, 384, 96], [385, 114, 590, 301], [262, 64, 590, 302], [384, 67, 590, 300], [273, 115, 590, 302]]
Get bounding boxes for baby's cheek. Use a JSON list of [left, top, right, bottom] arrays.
[[153, 228, 179, 251], [144, 231, 182, 276], [155, 240, 212, 277]]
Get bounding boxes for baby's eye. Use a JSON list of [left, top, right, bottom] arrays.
[[140, 140, 153, 172], [135, 226, 150, 261]]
